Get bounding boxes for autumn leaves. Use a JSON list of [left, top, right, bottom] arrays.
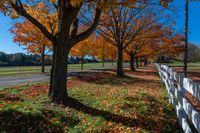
[[0, 0, 178, 102]]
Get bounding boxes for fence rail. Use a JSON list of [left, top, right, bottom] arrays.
[[0, 62, 130, 77], [156, 63, 200, 133]]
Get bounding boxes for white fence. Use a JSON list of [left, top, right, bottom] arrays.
[[156, 64, 200, 133]]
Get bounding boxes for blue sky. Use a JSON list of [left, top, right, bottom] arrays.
[[0, 15, 26, 54], [0, 1, 200, 54]]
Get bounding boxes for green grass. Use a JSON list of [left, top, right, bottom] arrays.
[[0, 69, 182, 132], [163, 62, 200, 72], [0, 62, 117, 77]]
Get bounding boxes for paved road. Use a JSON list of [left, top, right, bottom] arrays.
[[0, 74, 50, 88], [0, 70, 109, 88]]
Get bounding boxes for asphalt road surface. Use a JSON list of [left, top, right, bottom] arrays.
[[0, 74, 49, 88]]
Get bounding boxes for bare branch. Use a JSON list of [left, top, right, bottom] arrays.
[[71, 8, 101, 47]]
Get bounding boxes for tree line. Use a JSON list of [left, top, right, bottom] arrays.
[[158, 43, 200, 63], [0, 52, 99, 67]]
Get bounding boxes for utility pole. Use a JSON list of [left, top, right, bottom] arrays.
[[184, 0, 189, 77]]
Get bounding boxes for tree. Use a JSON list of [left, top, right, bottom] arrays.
[[70, 35, 95, 70], [124, 15, 166, 71], [97, 3, 170, 76], [186, 43, 199, 62], [10, 20, 52, 72], [1, 0, 103, 103], [160, 34, 184, 62], [98, 4, 141, 76], [95, 36, 117, 67], [0, 0, 172, 103]]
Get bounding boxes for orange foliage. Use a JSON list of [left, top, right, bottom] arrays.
[[10, 21, 52, 54], [95, 36, 117, 61]]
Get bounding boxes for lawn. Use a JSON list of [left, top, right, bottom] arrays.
[[0, 62, 117, 77], [163, 62, 200, 81], [0, 66, 181, 132], [164, 62, 200, 71]]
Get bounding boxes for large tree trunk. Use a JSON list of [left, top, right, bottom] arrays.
[[117, 46, 123, 76], [49, 46, 55, 96], [130, 54, 135, 71], [49, 43, 68, 103], [136, 57, 139, 68], [144, 57, 148, 66], [140, 57, 143, 67], [41, 45, 45, 73]]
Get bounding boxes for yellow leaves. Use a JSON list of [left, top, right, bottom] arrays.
[[70, 34, 96, 57], [70, 0, 82, 7], [10, 11, 19, 19], [160, 0, 172, 7], [50, 0, 57, 4], [0, 0, 16, 17], [94, 36, 117, 60], [101, 100, 109, 107], [11, 20, 52, 54], [160, 34, 184, 56]]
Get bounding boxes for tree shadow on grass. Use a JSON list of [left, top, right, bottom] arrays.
[[121, 93, 182, 133], [161, 101, 182, 133], [72, 71, 160, 87], [121, 94, 162, 131], [124, 69, 158, 76], [0, 109, 79, 133], [64, 97, 161, 131], [91, 67, 157, 76], [72, 71, 138, 86], [122, 94, 159, 116]]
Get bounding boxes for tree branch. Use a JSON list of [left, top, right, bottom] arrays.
[[10, 1, 55, 43], [71, 8, 101, 47]]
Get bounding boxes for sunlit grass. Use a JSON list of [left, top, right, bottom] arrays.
[[0, 69, 181, 132]]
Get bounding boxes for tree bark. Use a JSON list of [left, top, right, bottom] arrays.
[[140, 57, 143, 67], [136, 57, 139, 68], [49, 45, 56, 97], [49, 42, 68, 103], [130, 54, 135, 71], [41, 45, 45, 73], [117, 46, 124, 76], [144, 57, 148, 66]]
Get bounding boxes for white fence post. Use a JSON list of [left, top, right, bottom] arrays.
[[17, 68, 19, 75], [155, 63, 200, 133]]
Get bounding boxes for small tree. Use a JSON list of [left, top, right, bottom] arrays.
[[10, 20, 53, 72], [95, 37, 117, 67], [98, 3, 169, 75], [70, 35, 95, 70]]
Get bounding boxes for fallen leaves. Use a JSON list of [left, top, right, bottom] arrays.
[[0, 65, 181, 132], [21, 85, 48, 99]]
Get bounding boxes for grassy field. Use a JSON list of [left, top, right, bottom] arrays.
[[164, 62, 200, 71], [0, 66, 181, 132], [164, 62, 200, 66], [163, 62, 200, 81], [0, 62, 118, 77]]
